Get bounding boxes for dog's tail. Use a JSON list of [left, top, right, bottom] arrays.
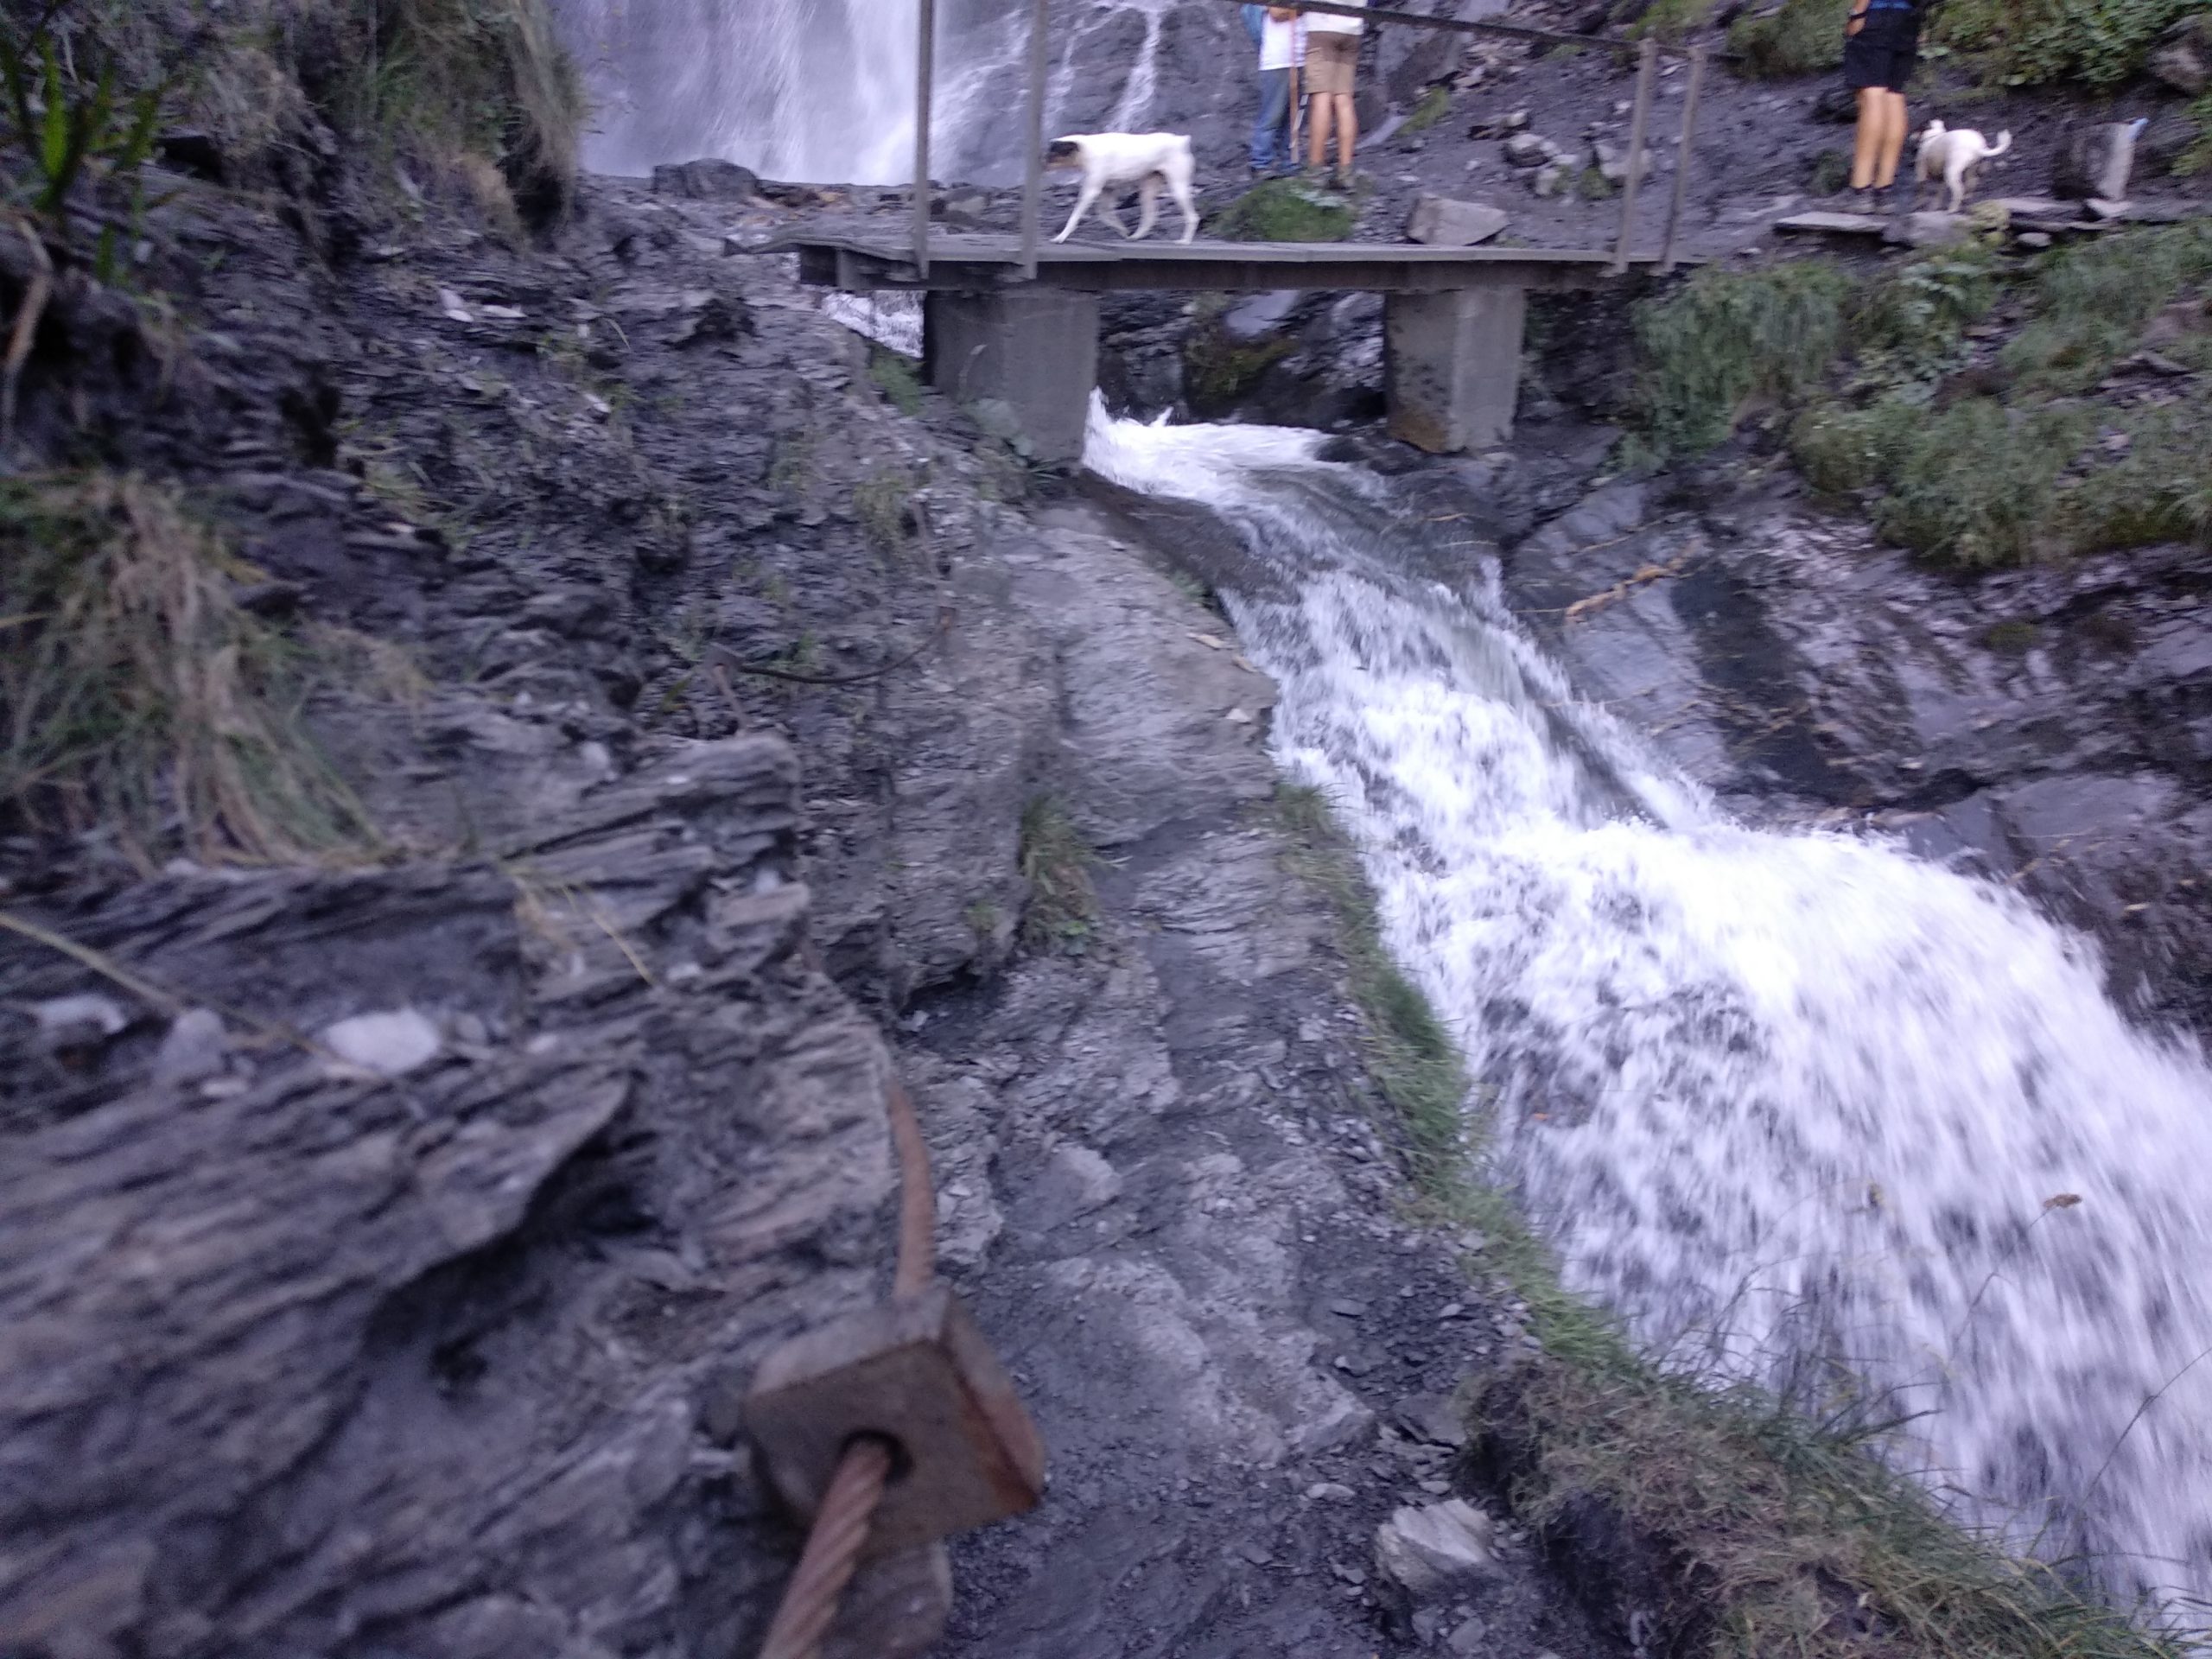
[[1989, 130, 2012, 156]]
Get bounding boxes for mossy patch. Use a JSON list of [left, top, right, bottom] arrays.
[[1209, 176, 1354, 243]]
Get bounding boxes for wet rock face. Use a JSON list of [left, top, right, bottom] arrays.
[[1491, 461, 2212, 1038]]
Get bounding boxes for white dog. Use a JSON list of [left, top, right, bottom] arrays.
[[1044, 132, 1199, 245], [1914, 121, 2012, 213]]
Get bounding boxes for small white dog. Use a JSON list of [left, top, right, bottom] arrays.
[[1914, 121, 2012, 213], [1044, 132, 1199, 245]]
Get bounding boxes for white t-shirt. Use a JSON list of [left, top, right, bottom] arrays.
[[1260, 14, 1306, 68], [1305, 0, 1365, 36]]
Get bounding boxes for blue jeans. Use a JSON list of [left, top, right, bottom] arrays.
[[1251, 67, 1292, 170]]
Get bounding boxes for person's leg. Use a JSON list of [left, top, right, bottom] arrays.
[[1308, 81, 1334, 170], [1874, 89, 1908, 188], [1849, 86, 1882, 189], [1333, 89, 1358, 181], [1252, 67, 1288, 172]]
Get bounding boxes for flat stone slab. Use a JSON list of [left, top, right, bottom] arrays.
[[1407, 194, 1510, 248], [1774, 211, 1889, 236]]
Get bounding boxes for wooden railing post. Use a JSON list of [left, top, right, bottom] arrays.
[[1020, 0, 1048, 278], [1611, 35, 1656, 274], [913, 0, 936, 276], [1659, 41, 1705, 273]]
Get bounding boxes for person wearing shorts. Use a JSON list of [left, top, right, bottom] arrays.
[[1841, 0, 1919, 196], [1304, 0, 1365, 186]]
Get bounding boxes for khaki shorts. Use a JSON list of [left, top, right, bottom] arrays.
[[1305, 32, 1358, 95]]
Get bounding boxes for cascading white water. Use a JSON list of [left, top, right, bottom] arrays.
[[1085, 399, 2212, 1615], [551, 0, 1179, 185]]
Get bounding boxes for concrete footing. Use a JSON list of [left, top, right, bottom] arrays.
[[1383, 286, 1528, 454], [924, 289, 1099, 465]]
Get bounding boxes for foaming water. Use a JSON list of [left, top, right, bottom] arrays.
[[1086, 397, 2212, 1611]]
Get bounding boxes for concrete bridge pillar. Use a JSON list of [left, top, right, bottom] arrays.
[[923, 289, 1099, 466], [1383, 286, 1527, 454]]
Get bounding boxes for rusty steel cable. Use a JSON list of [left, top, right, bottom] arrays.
[[753, 1076, 936, 1659]]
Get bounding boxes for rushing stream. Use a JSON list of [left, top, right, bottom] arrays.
[[1084, 401, 2212, 1615]]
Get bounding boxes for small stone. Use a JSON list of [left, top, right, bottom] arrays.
[[1420, 1478, 1454, 1495], [33, 993, 130, 1046], [1502, 131, 1553, 168], [1306, 1481, 1357, 1502], [1886, 211, 1971, 249], [1335, 1352, 1381, 1377], [652, 157, 760, 200], [1448, 1615, 1491, 1656], [2017, 231, 2053, 249], [1373, 1500, 1503, 1599], [1438, 1302, 1463, 1319], [154, 1008, 228, 1086], [1405, 195, 1509, 247], [1328, 1298, 1370, 1319], [1394, 1393, 1470, 1448], [321, 1008, 443, 1078]]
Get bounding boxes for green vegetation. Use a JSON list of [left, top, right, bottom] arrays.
[[1729, 0, 1852, 76], [0, 9, 166, 237], [868, 348, 924, 416], [0, 474, 373, 868], [1209, 176, 1354, 243], [1270, 779, 2196, 1659], [1629, 230, 2212, 565], [1932, 0, 2201, 87], [1185, 324, 1294, 414], [346, 0, 584, 226], [853, 466, 918, 550], [1402, 83, 1452, 136], [2002, 222, 2212, 392], [1634, 0, 1721, 42], [1018, 797, 1098, 952], [1634, 260, 1855, 454]]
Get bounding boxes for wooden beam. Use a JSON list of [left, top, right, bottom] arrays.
[[1611, 36, 1656, 275], [1203, 0, 1712, 60], [913, 0, 935, 277], [1020, 0, 1048, 280], [1660, 42, 1706, 274]]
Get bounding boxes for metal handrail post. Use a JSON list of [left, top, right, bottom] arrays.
[[1611, 35, 1656, 274], [1659, 42, 1705, 273], [913, 0, 936, 276], [1020, 0, 1048, 278]]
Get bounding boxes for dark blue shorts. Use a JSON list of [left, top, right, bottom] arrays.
[[1842, 11, 1919, 92]]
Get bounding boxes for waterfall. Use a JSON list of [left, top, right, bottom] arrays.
[[550, 0, 1186, 185], [1084, 397, 2212, 1616]]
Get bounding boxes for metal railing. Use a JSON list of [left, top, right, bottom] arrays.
[[909, 0, 1708, 273]]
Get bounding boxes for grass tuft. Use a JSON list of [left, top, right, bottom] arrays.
[[1931, 0, 2201, 88], [1402, 83, 1452, 136], [1018, 797, 1098, 952], [868, 348, 925, 416], [1210, 177, 1354, 243], [1728, 0, 1852, 76], [1634, 260, 1855, 454], [853, 466, 918, 550], [344, 0, 585, 228], [0, 473, 374, 868]]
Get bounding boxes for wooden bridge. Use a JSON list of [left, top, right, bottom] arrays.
[[774, 226, 1693, 461], [746, 0, 1713, 463]]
